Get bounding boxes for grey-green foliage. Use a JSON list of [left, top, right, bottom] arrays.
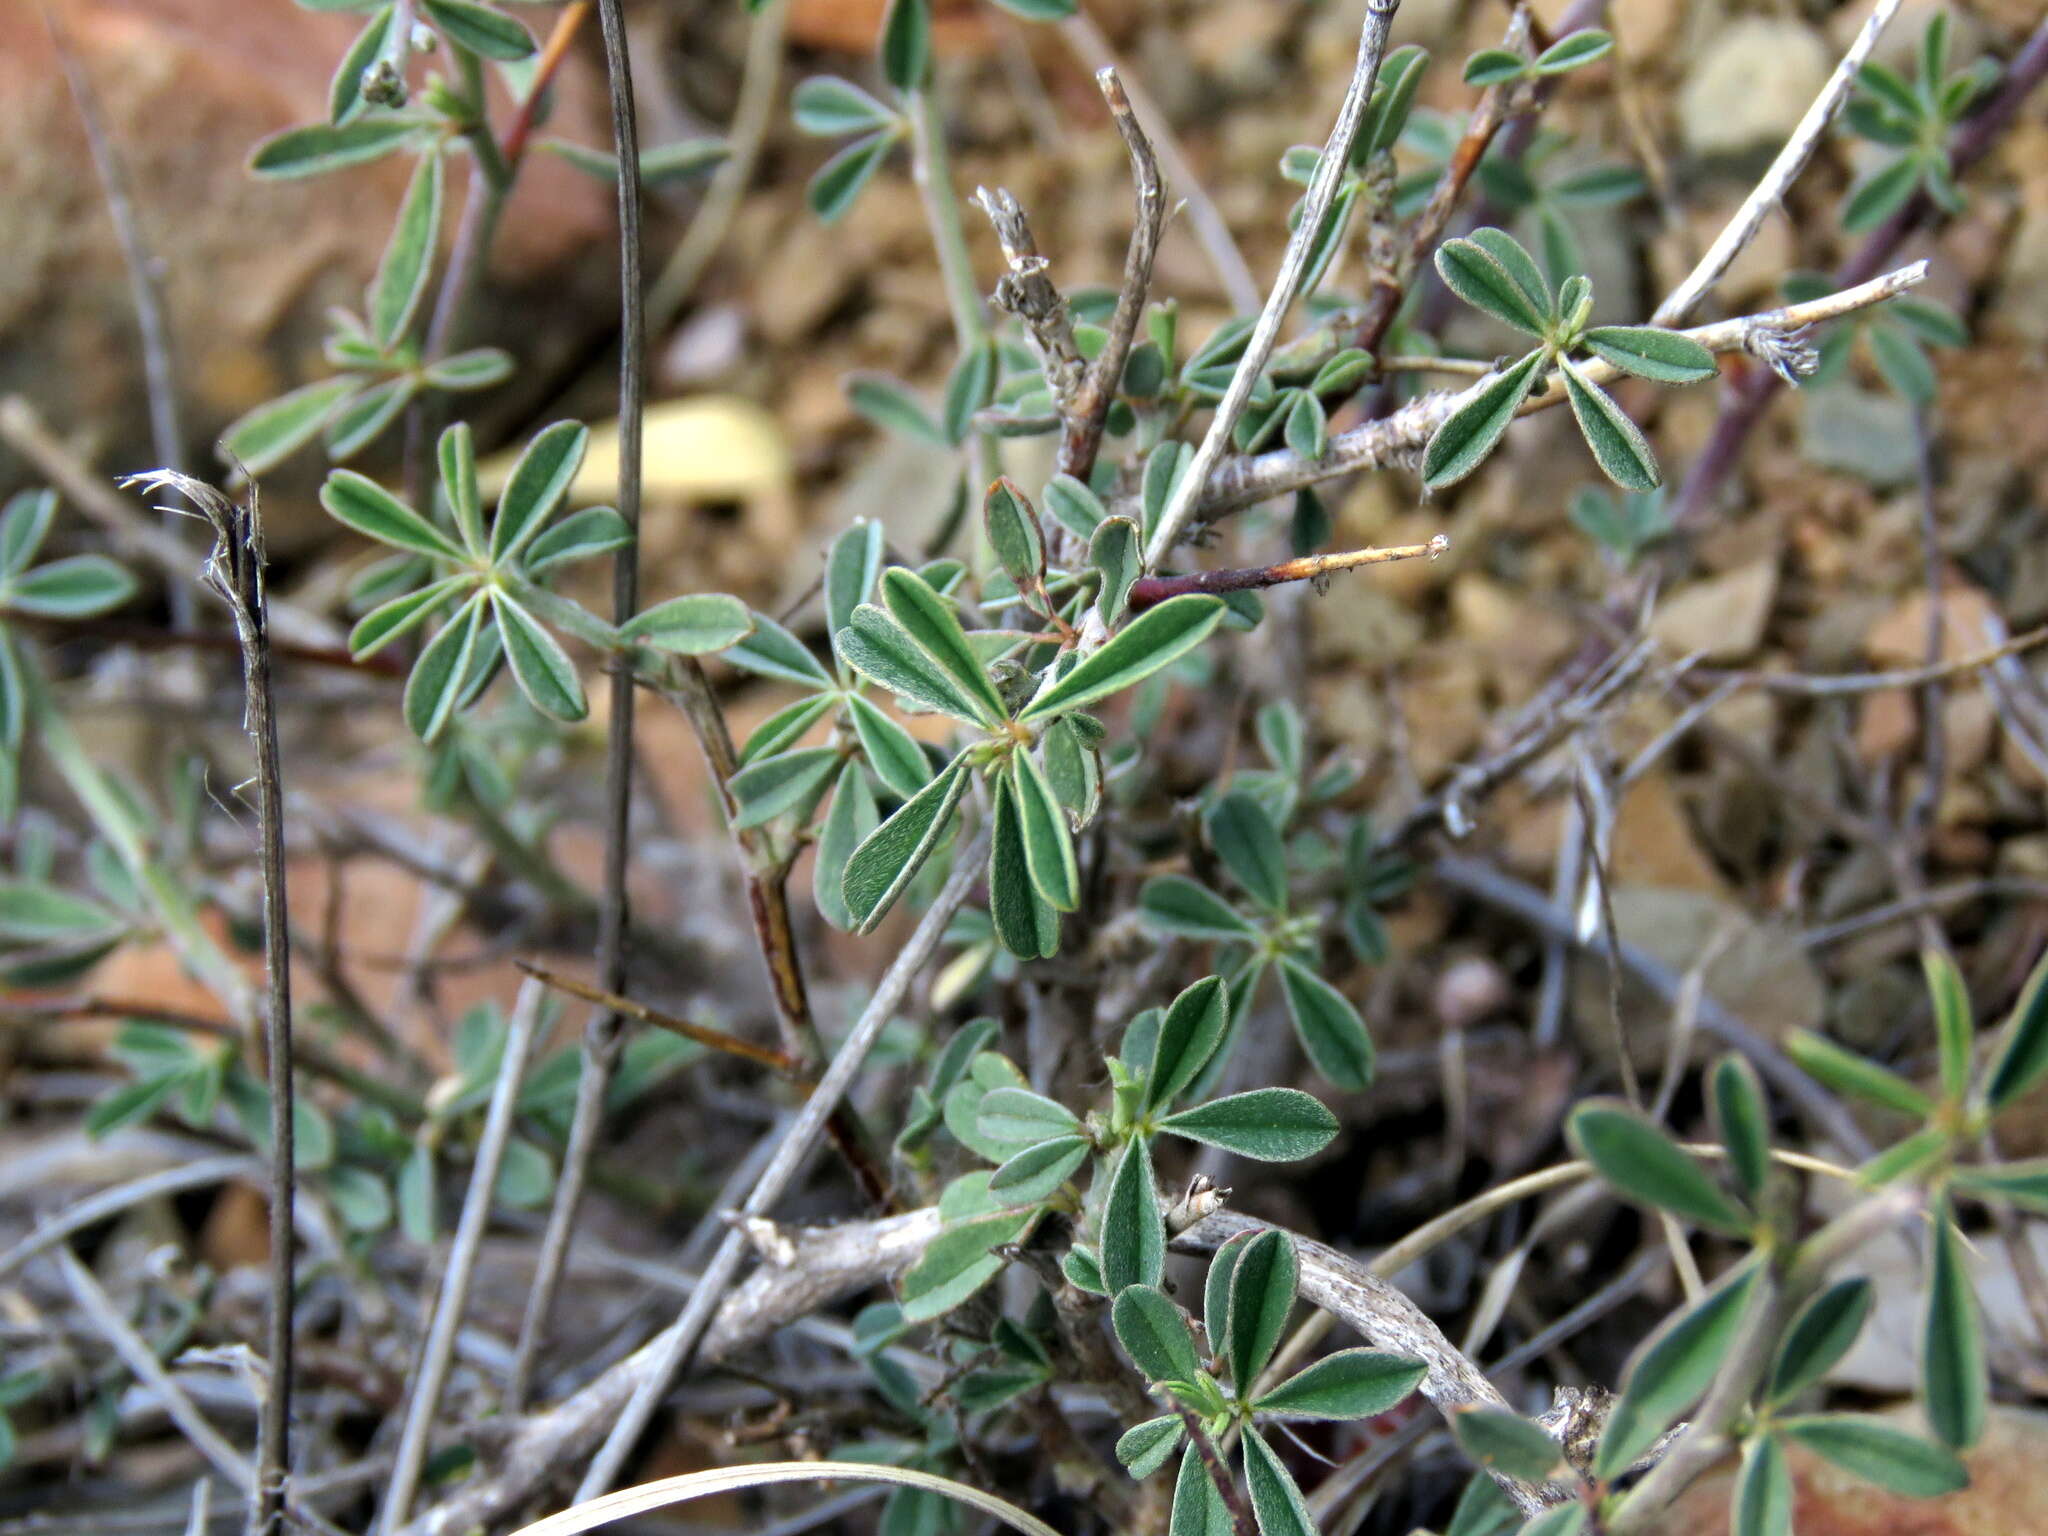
[[1423, 226, 1717, 491], [1838, 12, 1999, 232]]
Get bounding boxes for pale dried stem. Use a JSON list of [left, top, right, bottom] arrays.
[[1654, 0, 1904, 326], [1144, 0, 1401, 570]]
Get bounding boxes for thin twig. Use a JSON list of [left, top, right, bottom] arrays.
[[379, 981, 541, 1533], [1433, 853, 1877, 1161], [44, 4, 192, 627], [0, 396, 335, 649], [1145, 0, 1401, 570], [1654, 0, 1903, 326], [515, 960, 806, 1077], [1121, 264, 1926, 531], [1349, 8, 1532, 360], [1059, 11, 1258, 313], [1060, 69, 1163, 484], [1668, 16, 2048, 525], [647, 0, 788, 331], [1689, 622, 2048, 693], [1127, 536, 1445, 609], [56, 1245, 254, 1494], [502, 0, 646, 1412], [571, 835, 986, 1503], [123, 470, 297, 1536]]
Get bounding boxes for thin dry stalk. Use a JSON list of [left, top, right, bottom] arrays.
[[1145, 0, 1402, 570], [379, 981, 542, 1533], [503, 0, 647, 1410]]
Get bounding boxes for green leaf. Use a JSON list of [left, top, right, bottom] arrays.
[[943, 339, 997, 445], [1784, 1029, 1933, 1117], [1923, 950, 1974, 1100], [1284, 392, 1334, 463], [1420, 349, 1546, 489], [1710, 1054, 1770, 1203], [1161, 1088, 1338, 1163], [349, 574, 467, 658], [984, 0, 1077, 16], [841, 695, 929, 801], [1890, 297, 1968, 348], [1011, 749, 1078, 911], [794, 75, 899, 136], [1146, 975, 1230, 1111], [1437, 232, 1550, 335], [494, 591, 589, 719], [0, 881, 119, 943], [990, 768, 1060, 958], [524, 507, 631, 574], [1769, 1277, 1872, 1404], [976, 1085, 1081, 1145], [827, 519, 887, 640], [491, 420, 586, 564], [436, 422, 485, 554], [1018, 595, 1225, 723], [813, 761, 878, 931], [984, 479, 1045, 594], [1256, 1347, 1424, 1420], [219, 376, 362, 475], [404, 593, 488, 741], [1170, 1444, 1232, 1536], [1579, 326, 1717, 384], [1117, 1416, 1186, 1479], [1090, 516, 1142, 627], [1448, 1407, 1565, 1483], [1842, 154, 1923, 233], [1985, 948, 2048, 1108], [879, 0, 931, 92], [1205, 792, 1288, 912], [249, 117, 423, 177], [988, 1134, 1089, 1206], [0, 490, 56, 579], [329, 4, 395, 124], [87, 1072, 185, 1138], [1064, 1245, 1106, 1295], [1569, 1100, 1750, 1234], [1226, 1228, 1297, 1387], [369, 149, 443, 348], [1276, 957, 1374, 1091], [1462, 48, 1527, 86], [419, 0, 534, 58], [1045, 474, 1107, 540], [1595, 1262, 1760, 1478], [729, 746, 842, 829], [1114, 1284, 1204, 1384], [1778, 1415, 1967, 1497], [1517, 1506, 1588, 1536], [1442, 1473, 1518, 1536], [900, 1208, 1035, 1322], [620, 592, 753, 655], [844, 751, 970, 931], [1868, 324, 1937, 406], [842, 604, 990, 721], [398, 1142, 436, 1241], [1923, 1201, 1986, 1450], [1360, 44, 1429, 159], [1561, 358, 1660, 490], [1101, 1135, 1165, 1293], [1242, 1427, 1316, 1536], [848, 373, 946, 446], [5, 556, 136, 619], [324, 373, 418, 460], [1860, 1125, 1952, 1188], [422, 347, 515, 392], [808, 127, 896, 220], [1732, 1432, 1792, 1536], [328, 1164, 394, 1232], [1040, 719, 1097, 818], [1952, 1159, 2048, 1214], [727, 611, 835, 688], [1856, 60, 1924, 122], [1532, 28, 1612, 73], [882, 567, 1008, 726], [1140, 876, 1259, 943], [324, 470, 462, 561]]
